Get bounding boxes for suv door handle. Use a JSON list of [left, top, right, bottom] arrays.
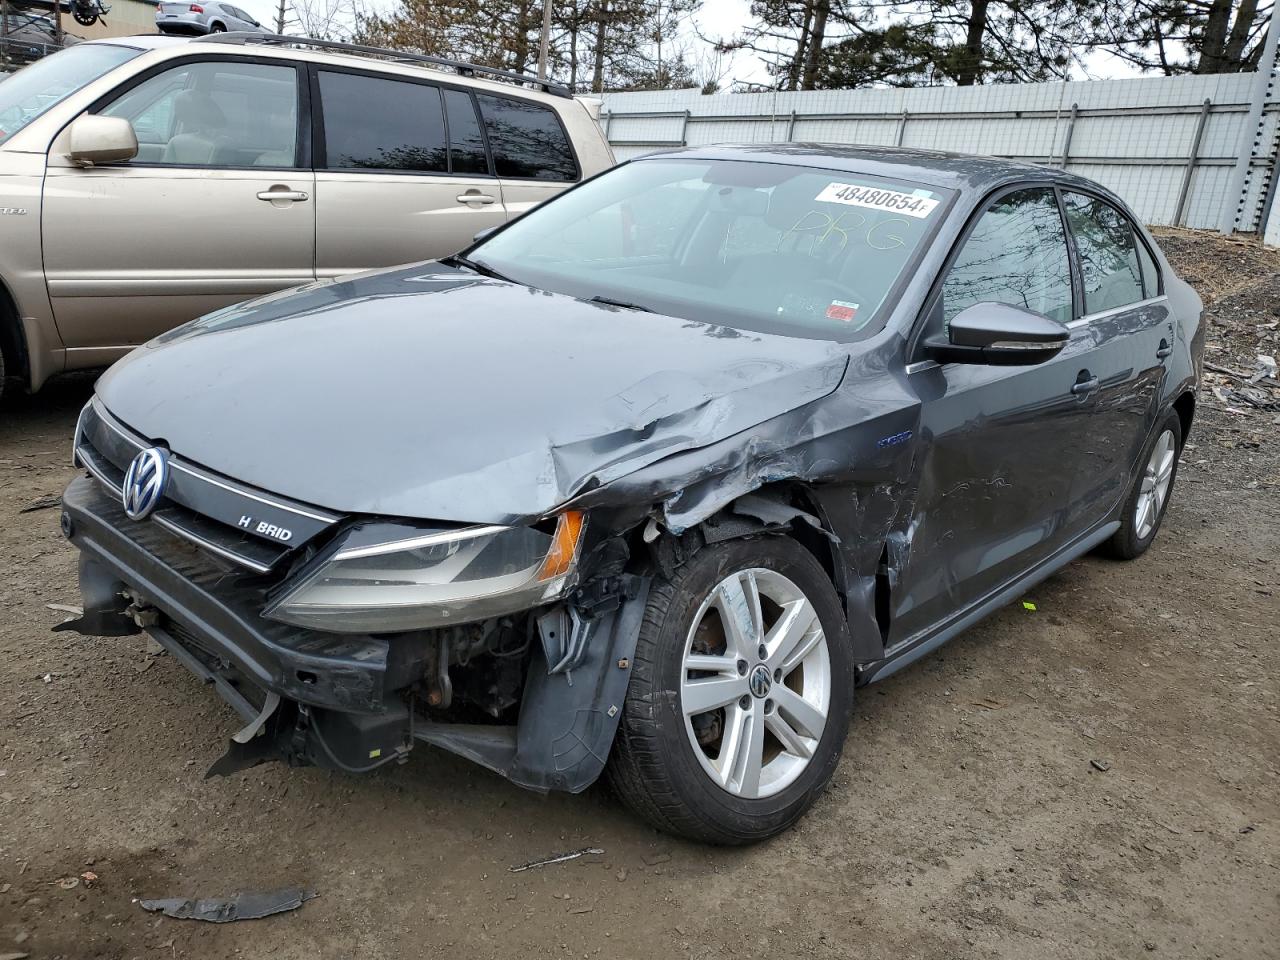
[[456, 192, 496, 205], [1156, 339, 1173, 359], [256, 188, 309, 203], [1071, 372, 1100, 396]]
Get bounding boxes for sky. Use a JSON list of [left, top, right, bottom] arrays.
[[233, 0, 1144, 89]]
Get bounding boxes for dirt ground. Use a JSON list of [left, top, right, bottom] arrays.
[[1, 230, 1277, 960]]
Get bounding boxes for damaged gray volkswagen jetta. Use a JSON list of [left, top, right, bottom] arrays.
[[58, 145, 1202, 844]]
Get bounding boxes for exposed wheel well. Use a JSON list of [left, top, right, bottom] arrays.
[[1173, 392, 1195, 443], [0, 279, 28, 387]]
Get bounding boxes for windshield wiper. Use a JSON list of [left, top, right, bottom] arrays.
[[443, 255, 514, 283], [586, 295, 654, 313]]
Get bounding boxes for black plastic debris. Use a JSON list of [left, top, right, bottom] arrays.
[[135, 887, 316, 922]]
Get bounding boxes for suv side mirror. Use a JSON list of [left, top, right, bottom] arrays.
[[923, 302, 1069, 366], [67, 115, 138, 167]]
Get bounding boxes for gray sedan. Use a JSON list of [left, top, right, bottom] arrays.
[[58, 145, 1202, 844], [155, 2, 268, 34]]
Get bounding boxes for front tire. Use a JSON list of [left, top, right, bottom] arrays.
[[1102, 411, 1182, 560], [607, 536, 854, 844]]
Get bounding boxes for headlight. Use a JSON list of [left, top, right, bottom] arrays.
[[265, 511, 585, 634]]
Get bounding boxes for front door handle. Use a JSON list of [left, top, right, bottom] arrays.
[[256, 188, 309, 203], [1156, 339, 1173, 359], [1071, 373, 1100, 396], [456, 192, 496, 205]]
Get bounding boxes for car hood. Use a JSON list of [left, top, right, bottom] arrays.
[[96, 263, 849, 524]]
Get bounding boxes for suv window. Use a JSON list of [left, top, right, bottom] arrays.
[[475, 94, 577, 181], [1062, 192, 1146, 313], [938, 187, 1073, 332], [443, 88, 488, 175], [318, 71, 447, 173], [101, 60, 298, 168]]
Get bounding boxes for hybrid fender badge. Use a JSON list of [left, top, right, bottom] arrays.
[[122, 447, 169, 520]]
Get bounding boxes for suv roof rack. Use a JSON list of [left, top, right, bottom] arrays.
[[193, 32, 572, 98]]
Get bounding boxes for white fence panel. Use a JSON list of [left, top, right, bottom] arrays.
[[600, 71, 1279, 233]]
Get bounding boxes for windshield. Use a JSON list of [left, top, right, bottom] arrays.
[[470, 157, 952, 340], [0, 44, 140, 145]]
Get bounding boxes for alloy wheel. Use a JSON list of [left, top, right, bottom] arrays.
[[679, 568, 831, 799], [1135, 428, 1176, 540]]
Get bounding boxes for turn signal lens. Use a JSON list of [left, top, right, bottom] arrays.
[[538, 510, 584, 581]]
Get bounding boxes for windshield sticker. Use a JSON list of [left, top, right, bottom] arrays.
[[815, 183, 940, 219], [826, 300, 860, 322]]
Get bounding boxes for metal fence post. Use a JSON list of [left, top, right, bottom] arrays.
[[1220, 9, 1280, 234], [1058, 104, 1078, 168], [679, 109, 690, 147], [1174, 98, 1212, 227], [785, 110, 797, 142], [895, 109, 909, 146]]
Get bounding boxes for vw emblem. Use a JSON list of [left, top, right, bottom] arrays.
[[748, 663, 772, 699], [122, 447, 169, 520]]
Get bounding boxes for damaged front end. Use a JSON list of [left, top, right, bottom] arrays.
[[58, 402, 656, 792]]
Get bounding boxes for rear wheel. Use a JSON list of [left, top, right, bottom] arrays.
[[607, 536, 854, 844], [1101, 411, 1182, 560], [210, 21, 226, 31]]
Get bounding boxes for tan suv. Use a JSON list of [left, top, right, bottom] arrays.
[[0, 33, 614, 398]]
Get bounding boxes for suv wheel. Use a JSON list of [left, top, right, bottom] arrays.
[[607, 536, 854, 844], [210, 21, 226, 31], [1102, 410, 1182, 560]]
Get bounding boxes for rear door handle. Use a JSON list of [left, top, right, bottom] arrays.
[[256, 189, 309, 202], [456, 192, 496, 205], [1071, 373, 1100, 396], [1156, 339, 1173, 359]]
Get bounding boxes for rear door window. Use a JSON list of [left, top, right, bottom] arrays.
[[443, 88, 489, 175], [318, 71, 447, 173], [939, 186, 1074, 330], [1062, 192, 1146, 314], [475, 93, 577, 181]]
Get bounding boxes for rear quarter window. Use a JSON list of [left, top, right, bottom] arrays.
[[475, 93, 577, 181]]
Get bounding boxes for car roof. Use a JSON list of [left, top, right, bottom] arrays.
[[84, 35, 573, 105], [85, 35, 190, 51], [637, 143, 1104, 197]]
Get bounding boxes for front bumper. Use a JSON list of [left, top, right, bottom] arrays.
[[59, 475, 415, 715]]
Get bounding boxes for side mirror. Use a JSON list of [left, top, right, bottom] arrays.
[[472, 226, 499, 243], [67, 115, 138, 167], [923, 302, 1069, 366]]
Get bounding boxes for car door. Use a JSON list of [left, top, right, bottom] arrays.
[[474, 92, 581, 221], [42, 57, 315, 352], [889, 185, 1102, 644], [312, 69, 508, 277], [1059, 190, 1172, 521]]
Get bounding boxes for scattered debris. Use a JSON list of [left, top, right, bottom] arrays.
[[508, 847, 604, 873], [80, 871, 98, 888], [1090, 759, 1111, 773], [1239, 824, 1256, 834], [45, 603, 83, 617], [642, 852, 672, 866], [971, 697, 1005, 711], [1022, 601, 1037, 611], [135, 887, 316, 922], [55, 876, 80, 890], [19, 495, 61, 513], [0, 952, 31, 960]]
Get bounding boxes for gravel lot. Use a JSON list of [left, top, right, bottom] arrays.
[[0, 230, 1277, 960]]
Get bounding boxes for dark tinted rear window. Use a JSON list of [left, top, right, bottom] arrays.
[[443, 88, 488, 175], [319, 71, 446, 173], [475, 94, 577, 181]]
